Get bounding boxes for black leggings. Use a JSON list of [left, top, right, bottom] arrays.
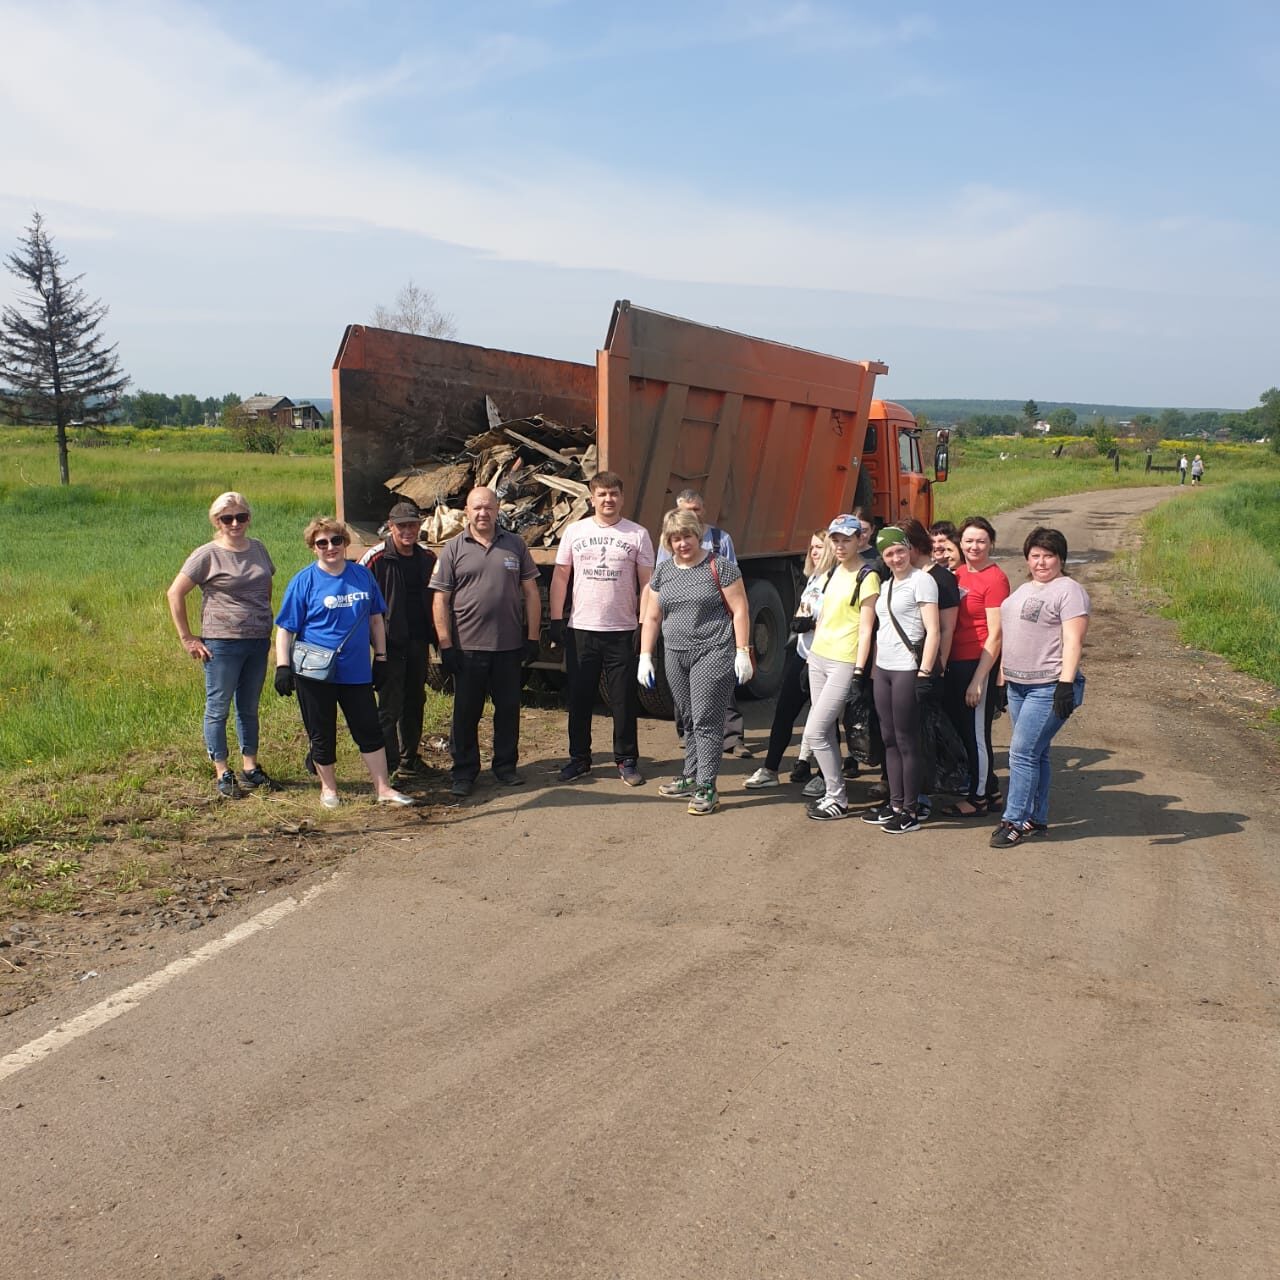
[[873, 667, 924, 811], [295, 677, 384, 766], [944, 658, 1001, 803], [764, 646, 810, 771]]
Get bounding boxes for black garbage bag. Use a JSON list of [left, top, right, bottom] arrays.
[[843, 679, 883, 767], [921, 698, 968, 794]]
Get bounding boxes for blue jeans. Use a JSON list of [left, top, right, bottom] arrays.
[[203, 637, 270, 762], [1002, 675, 1084, 827]]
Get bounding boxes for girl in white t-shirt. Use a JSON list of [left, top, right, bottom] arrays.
[[867, 526, 940, 834]]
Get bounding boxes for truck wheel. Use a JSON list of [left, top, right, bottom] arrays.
[[636, 640, 676, 719], [744, 578, 787, 700]]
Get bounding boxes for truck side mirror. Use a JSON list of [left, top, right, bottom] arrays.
[[934, 429, 949, 483]]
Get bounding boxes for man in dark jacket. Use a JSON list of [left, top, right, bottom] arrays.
[[359, 501, 437, 780]]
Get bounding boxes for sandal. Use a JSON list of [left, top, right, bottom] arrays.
[[939, 798, 991, 818], [990, 821, 1031, 848]]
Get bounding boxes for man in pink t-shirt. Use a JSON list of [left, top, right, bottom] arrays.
[[549, 470, 656, 786]]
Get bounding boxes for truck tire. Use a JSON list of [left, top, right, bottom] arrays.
[[744, 578, 788, 700], [636, 638, 676, 719]]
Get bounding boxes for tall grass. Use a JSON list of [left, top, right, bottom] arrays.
[[933, 436, 1276, 523], [0, 441, 338, 776], [1137, 480, 1280, 690]]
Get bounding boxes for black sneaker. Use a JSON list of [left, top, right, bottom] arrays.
[[883, 810, 921, 835], [557, 757, 592, 782], [216, 772, 242, 800], [617, 759, 645, 787], [861, 802, 895, 825], [450, 777, 475, 798], [789, 759, 813, 785], [240, 767, 278, 792], [842, 755, 860, 779], [807, 795, 850, 821], [493, 768, 525, 786]]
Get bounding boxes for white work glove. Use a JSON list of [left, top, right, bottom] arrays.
[[637, 653, 656, 689], [734, 647, 754, 685]]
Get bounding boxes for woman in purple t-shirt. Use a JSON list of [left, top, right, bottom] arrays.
[[991, 526, 1090, 848], [167, 491, 276, 800]]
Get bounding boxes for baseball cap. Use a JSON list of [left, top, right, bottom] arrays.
[[388, 501, 423, 523], [827, 514, 862, 538]]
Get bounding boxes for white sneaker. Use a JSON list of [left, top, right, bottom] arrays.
[[802, 774, 826, 798], [744, 767, 780, 789], [320, 791, 341, 810]]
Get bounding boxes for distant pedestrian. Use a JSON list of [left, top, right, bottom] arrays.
[[431, 487, 542, 797], [166, 491, 276, 800], [549, 470, 655, 787], [1191, 454, 1204, 485], [1178, 454, 1188, 485], [359, 501, 437, 783]]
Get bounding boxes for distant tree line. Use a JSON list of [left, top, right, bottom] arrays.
[[942, 401, 1272, 443], [118, 390, 242, 428]]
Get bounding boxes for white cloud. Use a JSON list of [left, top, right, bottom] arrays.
[[0, 0, 1275, 400]]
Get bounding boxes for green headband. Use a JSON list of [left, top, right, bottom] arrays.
[[875, 527, 907, 553]]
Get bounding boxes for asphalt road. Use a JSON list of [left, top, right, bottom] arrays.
[[3, 487, 1279, 1280]]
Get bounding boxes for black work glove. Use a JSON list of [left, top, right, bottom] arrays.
[[273, 665, 295, 698], [548, 619, 566, 648], [439, 647, 463, 677], [1053, 680, 1076, 720], [789, 615, 816, 634], [522, 638, 541, 665], [371, 658, 389, 690], [992, 684, 1009, 718], [915, 674, 940, 705]]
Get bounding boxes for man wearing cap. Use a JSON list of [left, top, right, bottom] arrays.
[[431, 486, 542, 797], [359, 502, 438, 781]]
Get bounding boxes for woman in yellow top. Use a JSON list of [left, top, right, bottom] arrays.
[[798, 514, 881, 821]]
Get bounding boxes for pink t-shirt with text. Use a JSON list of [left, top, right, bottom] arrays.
[[556, 516, 655, 631]]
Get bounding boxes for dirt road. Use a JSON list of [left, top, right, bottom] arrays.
[[3, 487, 1279, 1279]]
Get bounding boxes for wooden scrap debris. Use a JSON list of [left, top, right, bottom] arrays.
[[385, 400, 598, 547]]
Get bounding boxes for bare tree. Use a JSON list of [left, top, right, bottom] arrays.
[[371, 279, 457, 338], [0, 211, 129, 484]]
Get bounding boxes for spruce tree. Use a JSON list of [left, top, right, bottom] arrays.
[[0, 211, 128, 484]]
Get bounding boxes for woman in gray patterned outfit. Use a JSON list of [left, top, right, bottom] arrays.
[[639, 508, 752, 814]]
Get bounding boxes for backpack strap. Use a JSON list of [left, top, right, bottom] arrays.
[[708, 555, 732, 617]]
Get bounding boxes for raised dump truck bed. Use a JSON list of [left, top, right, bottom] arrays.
[[332, 301, 940, 703]]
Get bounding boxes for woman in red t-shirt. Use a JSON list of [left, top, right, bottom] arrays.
[[940, 516, 1010, 816]]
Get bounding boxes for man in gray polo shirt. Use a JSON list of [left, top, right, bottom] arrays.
[[431, 487, 541, 797]]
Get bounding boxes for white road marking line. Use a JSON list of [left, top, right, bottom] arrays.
[[0, 877, 339, 1084]]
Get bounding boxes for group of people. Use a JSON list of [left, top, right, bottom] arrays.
[[1178, 454, 1205, 485], [169, 477, 1090, 844]]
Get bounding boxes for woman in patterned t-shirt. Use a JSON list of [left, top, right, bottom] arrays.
[[639, 508, 752, 815]]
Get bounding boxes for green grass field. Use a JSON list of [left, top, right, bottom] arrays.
[[1, 427, 1277, 911]]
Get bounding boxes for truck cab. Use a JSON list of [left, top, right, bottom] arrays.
[[859, 399, 944, 531]]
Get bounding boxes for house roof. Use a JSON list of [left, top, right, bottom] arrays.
[[241, 395, 293, 414]]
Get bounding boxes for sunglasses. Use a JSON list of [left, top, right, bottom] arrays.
[[218, 512, 250, 525], [312, 535, 346, 549]]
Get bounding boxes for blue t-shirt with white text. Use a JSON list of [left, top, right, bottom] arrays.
[[275, 562, 386, 683]]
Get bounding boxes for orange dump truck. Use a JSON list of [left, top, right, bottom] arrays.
[[332, 301, 948, 708]]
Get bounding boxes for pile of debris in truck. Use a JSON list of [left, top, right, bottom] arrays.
[[383, 396, 597, 546]]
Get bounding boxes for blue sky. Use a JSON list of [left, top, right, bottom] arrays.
[[1, 0, 1277, 406]]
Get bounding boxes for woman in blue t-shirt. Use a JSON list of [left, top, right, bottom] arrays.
[[273, 518, 414, 810]]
